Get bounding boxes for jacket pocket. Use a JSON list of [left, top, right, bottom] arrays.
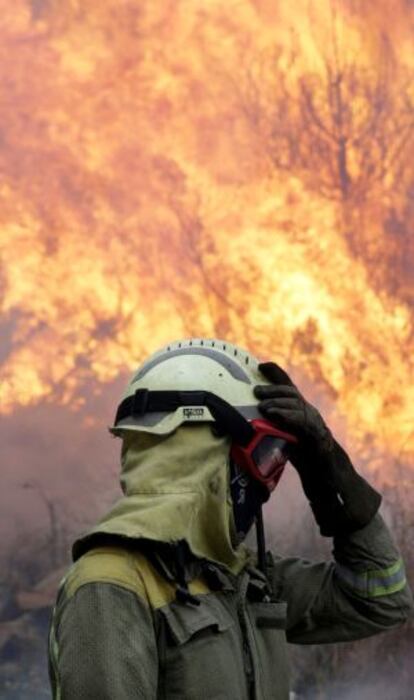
[[248, 601, 290, 700], [158, 595, 247, 700], [161, 598, 232, 644]]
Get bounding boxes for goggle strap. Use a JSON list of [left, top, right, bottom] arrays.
[[114, 389, 254, 446]]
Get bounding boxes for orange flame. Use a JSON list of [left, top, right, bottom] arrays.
[[0, 1, 413, 474]]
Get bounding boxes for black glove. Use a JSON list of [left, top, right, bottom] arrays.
[[254, 362, 381, 537]]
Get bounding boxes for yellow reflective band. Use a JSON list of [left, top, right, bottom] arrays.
[[335, 558, 406, 598]]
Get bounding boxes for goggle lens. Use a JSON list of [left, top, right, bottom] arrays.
[[251, 435, 289, 478], [231, 419, 297, 492]]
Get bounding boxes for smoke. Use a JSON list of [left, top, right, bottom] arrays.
[[0, 377, 126, 560], [303, 668, 413, 700]]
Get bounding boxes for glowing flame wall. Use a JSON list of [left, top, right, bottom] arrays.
[[0, 0, 413, 474]]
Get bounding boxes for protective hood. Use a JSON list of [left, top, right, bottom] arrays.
[[72, 424, 252, 575]]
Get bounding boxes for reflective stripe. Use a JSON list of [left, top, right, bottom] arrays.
[[335, 558, 406, 598], [132, 347, 251, 384]]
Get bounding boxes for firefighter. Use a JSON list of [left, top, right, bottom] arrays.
[[48, 339, 413, 699]]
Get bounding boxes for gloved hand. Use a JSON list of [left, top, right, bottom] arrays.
[[254, 362, 382, 537]]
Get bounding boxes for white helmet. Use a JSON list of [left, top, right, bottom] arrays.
[[110, 338, 268, 436]]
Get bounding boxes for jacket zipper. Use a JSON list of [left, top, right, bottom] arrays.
[[237, 573, 256, 699]]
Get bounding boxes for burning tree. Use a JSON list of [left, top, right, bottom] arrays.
[[229, 9, 414, 303]]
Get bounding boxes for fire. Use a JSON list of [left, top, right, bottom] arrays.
[[0, 0, 413, 474]]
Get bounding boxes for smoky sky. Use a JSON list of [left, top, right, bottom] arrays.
[[0, 376, 124, 552]]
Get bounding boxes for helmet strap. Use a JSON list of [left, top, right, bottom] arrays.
[[114, 389, 254, 446]]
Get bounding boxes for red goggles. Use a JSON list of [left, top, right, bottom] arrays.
[[230, 419, 298, 492]]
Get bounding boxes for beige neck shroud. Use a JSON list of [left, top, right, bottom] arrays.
[[73, 424, 252, 574]]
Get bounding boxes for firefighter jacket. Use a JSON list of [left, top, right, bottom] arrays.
[[48, 425, 413, 699]]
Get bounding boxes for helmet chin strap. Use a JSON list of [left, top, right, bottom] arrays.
[[255, 506, 268, 577]]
